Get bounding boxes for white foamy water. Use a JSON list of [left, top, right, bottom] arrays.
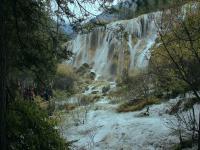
[[66, 11, 161, 79]]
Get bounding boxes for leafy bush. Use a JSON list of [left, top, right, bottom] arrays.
[[54, 64, 77, 92], [6, 100, 70, 150], [53, 90, 71, 101], [56, 64, 74, 78], [117, 98, 160, 113]]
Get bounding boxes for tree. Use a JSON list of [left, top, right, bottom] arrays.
[[7, 100, 69, 150], [150, 0, 200, 99], [150, 1, 200, 148], [0, 0, 8, 149], [0, 0, 70, 148], [126, 72, 152, 99]]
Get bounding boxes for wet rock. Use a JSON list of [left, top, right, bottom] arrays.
[[85, 86, 89, 91], [102, 85, 110, 94], [76, 63, 90, 75], [90, 72, 96, 80], [136, 107, 150, 117], [91, 91, 98, 94], [82, 63, 90, 68]]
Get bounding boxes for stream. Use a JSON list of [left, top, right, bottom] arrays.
[[56, 81, 183, 150]]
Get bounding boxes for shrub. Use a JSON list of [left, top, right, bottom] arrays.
[[77, 94, 99, 105], [64, 104, 77, 111], [54, 77, 74, 91], [56, 63, 74, 78], [53, 90, 71, 101], [6, 99, 70, 150], [117, 98, 160, 113], [108, 86, 127, 98], [54, 63, 76, 92]]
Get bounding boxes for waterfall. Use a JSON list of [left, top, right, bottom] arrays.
[[65, 1, 199, 81], [66, 11, 162, 80]]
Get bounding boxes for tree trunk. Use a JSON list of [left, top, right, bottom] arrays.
[[179, 128, 183, 148], [198, 112, 200, 150], [0, 0, 8, 149]]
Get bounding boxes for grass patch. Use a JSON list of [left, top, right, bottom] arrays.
[[109, 97, 124, 104], [56, 103, 78, 112], [56, 63, 74, 77], [53, 90, 72, 101], [54, 63, 77, 92], [64, 104, 77, 111], [117, 98, 160, 113], [77, 94, 101, 105]]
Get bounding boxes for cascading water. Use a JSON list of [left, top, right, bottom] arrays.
[[66, 11, 162, 80]]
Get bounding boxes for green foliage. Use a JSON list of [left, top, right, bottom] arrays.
[[150, 5, 200, 98], [53, 90, 73, 101], [5, 0, 71, 89], [2, 0, 72, 148], [56, 64, 74, 78], [6, 100, 70, 150], [135, 0, 172, 16], [54, 64, 77, 92], [117, 71, 152, 100]]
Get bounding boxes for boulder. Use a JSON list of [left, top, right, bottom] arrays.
[[90, 72, 96, 80], [102, 85, 110, 94], [76, 63, 90, 75], [91, 91, 98, 94]]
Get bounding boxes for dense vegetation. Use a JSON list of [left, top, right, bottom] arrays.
[[0, 0, 71, 149], [7, 100, 69, 150], [150, 1, 200, 100]]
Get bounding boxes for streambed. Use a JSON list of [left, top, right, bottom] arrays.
[[56, 81, 186, 150]]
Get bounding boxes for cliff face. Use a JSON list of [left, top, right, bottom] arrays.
[[66, 1, 198, 80], [66, 11, 161, 80]]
